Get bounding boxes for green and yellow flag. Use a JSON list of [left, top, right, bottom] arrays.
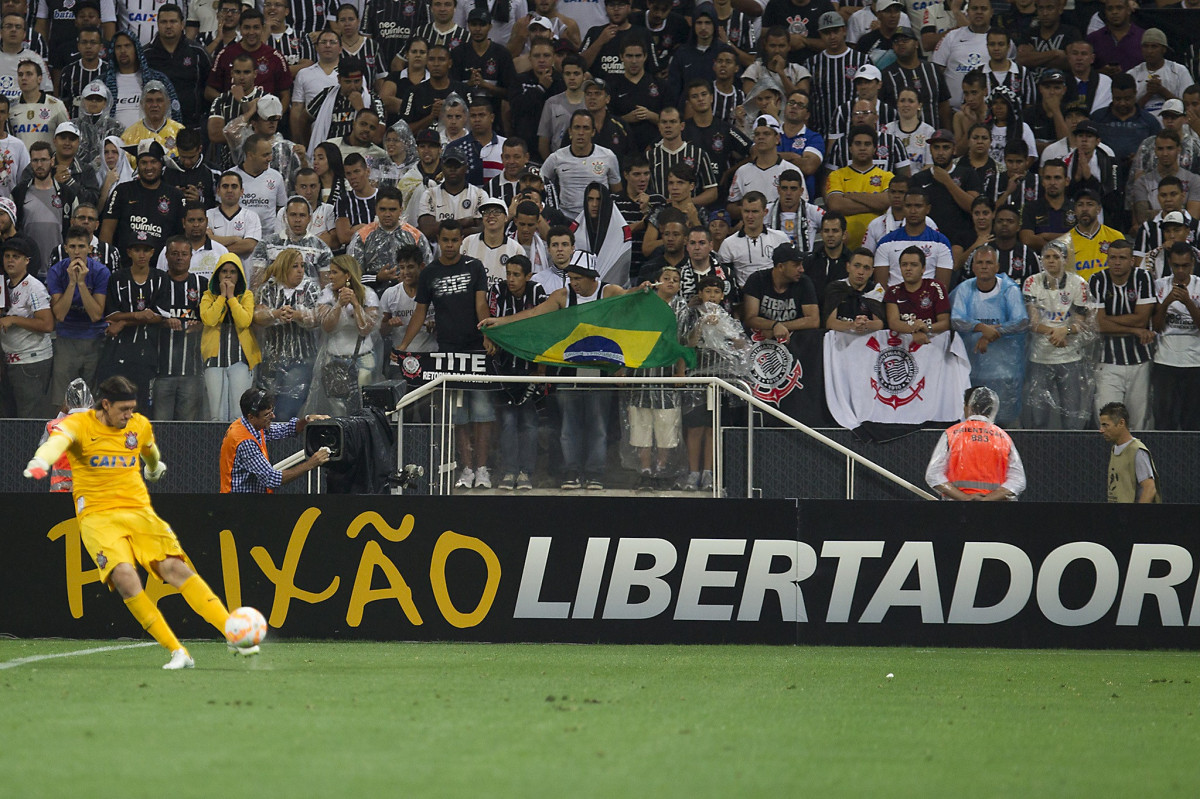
[[485, 290, 696, 371]]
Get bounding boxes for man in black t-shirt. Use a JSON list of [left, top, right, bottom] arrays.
[[363, 0, 429, 71], [760, 0, 836, 63], [401, 220, 489, 353], [581, 0, 645, 79], [909, 130, 983, 250], [396, 219, 495, 489], [452, 9, 519, 102], [404, 44, 470, 133], [99, 139, 185, 264], [607, 36, 666, 152], [742, 242, 820, 339]]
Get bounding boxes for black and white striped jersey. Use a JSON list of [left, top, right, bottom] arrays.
[[1088, 267, 1156, 366]]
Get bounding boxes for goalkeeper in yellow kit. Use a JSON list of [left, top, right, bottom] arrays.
[[24, 375, 238, 670]]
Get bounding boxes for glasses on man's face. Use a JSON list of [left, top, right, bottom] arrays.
[[2, 23, 24, 30], [787, 101, 807, 108], [853, 110, 873, 117]]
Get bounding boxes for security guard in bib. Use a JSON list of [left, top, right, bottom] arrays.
[[1099, 400, 1160, 503], [925, 386, 1027, 501]]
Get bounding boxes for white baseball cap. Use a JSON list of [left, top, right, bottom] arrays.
[[755, 114, 783, 135], [256, 94, 284, 120], [854, 64, 883, 82]]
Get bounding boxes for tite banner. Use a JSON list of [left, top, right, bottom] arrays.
[[4, 496, 1199, 649]]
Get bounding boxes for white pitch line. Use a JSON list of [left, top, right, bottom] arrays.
[[0, 641, 157, 670]]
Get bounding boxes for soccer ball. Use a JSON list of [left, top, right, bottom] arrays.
[[225, 606, 268, 649]]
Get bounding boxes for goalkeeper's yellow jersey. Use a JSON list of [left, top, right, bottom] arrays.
[[50, 411, 155, 518], [1067, 224, 1125, 282]]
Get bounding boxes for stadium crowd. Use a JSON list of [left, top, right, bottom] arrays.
[[3, 0, 1200, 490]]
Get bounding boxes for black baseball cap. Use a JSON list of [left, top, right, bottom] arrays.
[[772, 243, 803, 265], [415, 128, 440, 145], [1038, 68, 1066, 84], [1073, 120, 1100, 136]]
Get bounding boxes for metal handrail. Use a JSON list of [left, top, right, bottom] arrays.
[[275, 374, 937, 500], [391, 374, 938, 501]]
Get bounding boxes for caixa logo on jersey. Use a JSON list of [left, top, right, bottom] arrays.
[[867, 332, 925, 409], [748, 332, 802, 404]]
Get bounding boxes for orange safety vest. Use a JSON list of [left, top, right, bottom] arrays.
[[46, 417, 72, 493], [944, 419, 1012, 495], [220, 418, 272, 493]]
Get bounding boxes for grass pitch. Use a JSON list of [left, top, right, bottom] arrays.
[[2, 640, 1197, 798]]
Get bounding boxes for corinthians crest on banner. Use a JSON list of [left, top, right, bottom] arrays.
[[748, 329, 825, 425], [823, 329, 971, 429]]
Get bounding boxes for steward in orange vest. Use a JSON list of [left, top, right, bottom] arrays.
[[925, 387, 1027, 501]]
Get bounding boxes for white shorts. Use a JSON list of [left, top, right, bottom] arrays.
[[628, 405, 681, 449]]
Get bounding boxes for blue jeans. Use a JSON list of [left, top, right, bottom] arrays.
[[153, 375, 206, 421], [558, 388, 610, 481], [497, 401, 538, 476], [205, 362, 253, 421]]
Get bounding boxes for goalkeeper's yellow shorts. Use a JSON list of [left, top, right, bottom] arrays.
[[79, 508, 186, 584]]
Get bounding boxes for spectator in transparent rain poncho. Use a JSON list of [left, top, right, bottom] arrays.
[[253, 248, 322, 420], [1022, 237, 1097, 429], [306, 253, 380, 417], [677, 273, 749, 492], [926, 386, 1027, 501], [347, 185, 433, 294], [736, 72, 783, 139], [97, 134, 133, 209], [41, 377, 92, 492], [368, 120, 418, 189], [439, 92, 468, 145], [951, 243, 1029, 427], [249, 195, 334, 290]]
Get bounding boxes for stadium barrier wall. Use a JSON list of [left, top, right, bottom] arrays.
[[5, 495, 1200, 649], [5, 419, 1200, 503]]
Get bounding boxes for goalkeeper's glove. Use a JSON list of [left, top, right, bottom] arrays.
[[24, 458, 50, 480], [143, 460, 167, 482]]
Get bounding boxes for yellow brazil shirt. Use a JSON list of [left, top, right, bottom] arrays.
[[1067, 224, 1124, 282], [51, 411, 154, 518], [827, 165, 893, 250]]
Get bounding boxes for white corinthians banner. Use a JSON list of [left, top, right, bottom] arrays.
[[824, 330, 971, 428]]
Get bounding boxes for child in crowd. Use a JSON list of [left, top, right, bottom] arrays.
[[380, 244, 435, 381], [679, 274, 748, 491]]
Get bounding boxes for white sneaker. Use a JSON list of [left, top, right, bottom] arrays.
[[228, 644, 260, 657], [455, 467, 475, 489], [474, 466, 492, 489], [163, 648, 194, 670]]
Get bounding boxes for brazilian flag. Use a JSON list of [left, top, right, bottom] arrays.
[[485, 291, 696, 371]]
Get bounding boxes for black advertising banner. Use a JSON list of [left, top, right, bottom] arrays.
[[4, 495, 1200, 649], [796, 501, 1200, 649]]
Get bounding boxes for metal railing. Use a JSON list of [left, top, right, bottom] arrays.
[[273, 374, 936, 500]]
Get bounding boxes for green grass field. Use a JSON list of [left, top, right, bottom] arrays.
[[2, 640, 1197, 798]]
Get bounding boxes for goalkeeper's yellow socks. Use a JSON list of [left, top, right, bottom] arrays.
[[179, 575, 231, 635], [124, 591, 182, 652]]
